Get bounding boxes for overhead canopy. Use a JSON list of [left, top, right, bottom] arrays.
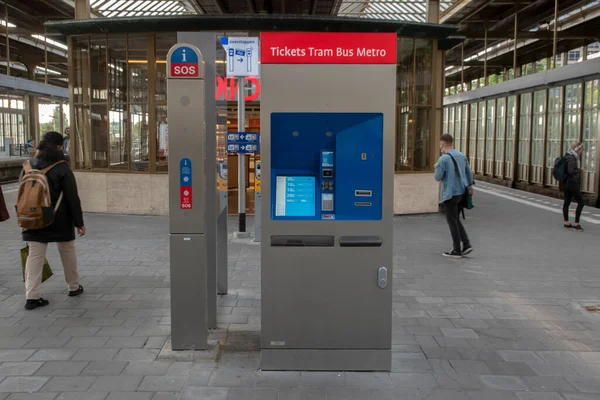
[[44, 15, 459, 46]]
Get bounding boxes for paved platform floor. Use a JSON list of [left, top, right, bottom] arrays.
[[0, 182, 599, 399]]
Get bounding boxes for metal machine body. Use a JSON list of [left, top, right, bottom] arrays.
[[167, 43, 208, 350], [259, 32, 397, 371]]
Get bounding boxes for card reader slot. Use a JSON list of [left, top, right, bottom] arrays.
[[354, 202, 372, 207], [271, 235, 335, 247], [339, 236, 383, 247], [355, 190, 372, 197]]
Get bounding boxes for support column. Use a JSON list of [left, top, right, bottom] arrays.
[[513, 4, 519, 77], [552, 0, 558, 68], [74, 0, 90, 19], [428, 0, 443, 166], [25, 63, 39, 143]]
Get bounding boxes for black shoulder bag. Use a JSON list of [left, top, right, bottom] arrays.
[[447, 153, 474, 219]]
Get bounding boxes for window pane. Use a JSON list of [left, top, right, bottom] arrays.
[[71, 36, 89, 104], [443, 107, 448, 137], [468, 103, 477, 165], [564, 83, 582, 153], [157, 104, 168, 172], [495, 98, 506, 174], [396, 106, 411, 170], [91, 104, 109, 168], [461, 104, 468, 153], [130, 104, 149, 172], [546, 87, 562, 170], [477, 101, 485, 173], [582, 80, 599, 173], [109, 104, 127, 170], [397, 38, 413, 106], [455, 106, 462, 152], [108, 36, 127, 104], [129, 34, 148, 104], [486, 100, 495, 172], [531, 90, 546, 170], [90, 36, 108, 103], [448, 106, 455, 136], [519, 93, 532, 165], [414, 39, 432, 106], [156, 33, 176, 104], [414, 108, 430, 169], [73, 105, 91, 170]]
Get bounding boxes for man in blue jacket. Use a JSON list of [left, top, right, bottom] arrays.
[[434, 134, 474, 258]]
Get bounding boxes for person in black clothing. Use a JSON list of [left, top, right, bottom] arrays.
[[22, 131, 86, 310], [562, 143, 585, 232]]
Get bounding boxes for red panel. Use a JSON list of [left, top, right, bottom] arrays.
[[260, 32, 397, 64], [180, 186, 193, 209], [171, 63, 199, 77]]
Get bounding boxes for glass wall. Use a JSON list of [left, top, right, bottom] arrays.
[[0, 95, 28, 153], [70, 33, 177, 172], [443, 79, 600, 198], [396, 38, 435, 172]]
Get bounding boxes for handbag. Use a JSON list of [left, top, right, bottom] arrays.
[[0, 186, 9, 222], [20, 245, 53, 283], [447, 153, 474, 215]]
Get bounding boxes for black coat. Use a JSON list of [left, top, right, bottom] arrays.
[[22, 149, 84, 243], [565, 153, 581, 190]]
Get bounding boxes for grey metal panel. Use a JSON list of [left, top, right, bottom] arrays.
[[167, 79, 206, 234], [260, 63, 395, 369], [0, 74, 69, 100], [177, 32, 218, 329], [254, 192, 261, 242], [169, 234, 208, 350], [261, 349, 391, 371], [444, 58, 600, 106], [217, 208, 228, 295]]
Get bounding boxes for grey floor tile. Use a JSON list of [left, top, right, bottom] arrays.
[[465, 390, 518, 400], [80, 361, 129, 376], [277, 388, 326, 400], [35, 362, 88, 376], [114, 349, 159, 362], [152, 394, 180, 400], [123, 361, 172, 376], [90, 376, 143, 392], [64, 337, 108, 349], [536, 351, 584, 364], [563, 394, 600, 400], [138, 377, 187, 392], [345, 372, 393, 389], [41, 376, 96, 392], [526, 362, 578, 377], [185, 371, 212, 387], [0, 339, 32, 350], [0, 350, 36, 362], [497, 351, 544, 364], [181, 387, 229, 400], [104, 337, 147, 349], [254, 371, 300, 387], [209, 369, 258, 387], [485, 362, 538, 376], [479, 376, 529, 391], [0, 377, 49, 392], [28, 349, 77, 362], [226, 387, 277, 400], [71, 348, 118, 361], [441, 329, 480, 339], [299, 372, 345, 387], [449, 360, 493, 375], [106, 393, 153, 400], [521, 376, 576, 392], [5, 394, 58, 400], [0, 362, 43, 376], [426, 389, 470, 400], [515, 393, 564, 400], [390, 372, 437, 390], [565, 377, 600, 394]]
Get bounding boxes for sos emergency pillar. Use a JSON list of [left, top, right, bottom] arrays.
[[167, 43, 208, 350]]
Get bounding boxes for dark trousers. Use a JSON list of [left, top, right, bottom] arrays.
[[444, 195, 470, 252], [563, 184, 584, 223]]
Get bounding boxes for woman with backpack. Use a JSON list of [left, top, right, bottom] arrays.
[[20, 131, 85, 310], [562, 143, 585, 232]]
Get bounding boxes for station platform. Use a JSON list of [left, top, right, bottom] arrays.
[[0, 181, 599, 399]]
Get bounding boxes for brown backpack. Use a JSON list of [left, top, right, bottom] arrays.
[[16, 160, 66, 230]]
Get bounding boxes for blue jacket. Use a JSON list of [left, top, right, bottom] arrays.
[[434, 149, 474, 203]]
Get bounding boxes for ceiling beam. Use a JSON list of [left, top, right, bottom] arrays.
[[463, 31, 599, 40]]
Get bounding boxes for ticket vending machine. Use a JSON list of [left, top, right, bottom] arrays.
[[259, 32, 397, 371]]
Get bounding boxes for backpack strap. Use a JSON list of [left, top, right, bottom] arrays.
[[40, 160, 67, 175]]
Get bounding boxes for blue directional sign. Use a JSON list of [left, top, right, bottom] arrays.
[[227, 132, 260, 154]]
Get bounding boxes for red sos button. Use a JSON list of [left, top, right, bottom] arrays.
[[180, 186, 193, 209], [171, 63, 198, 77]]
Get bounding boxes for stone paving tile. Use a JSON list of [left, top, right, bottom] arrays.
[[41, 377, 97, 392], [5, 394, 58, 400], [106, 393, 153, 400], [0, 361, 43, 375], [479, 376, 529, 391], [0, 350, 36, 362], [35, 362, 88, 377], [0, 377, 49, 392], [180, 386, 228, 400], [28, 349, 77, 362], [465, 389, 518, 400], [226, 387, 278, 400], [515, 393, 565, 400], [80, 361, 129, 376], [276, 387, 326, 400], [138, 376, 187, 392]]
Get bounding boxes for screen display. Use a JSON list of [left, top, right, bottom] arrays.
[[275, 176, 316, 217]]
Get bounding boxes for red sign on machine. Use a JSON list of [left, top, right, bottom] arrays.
[[260, 32, 397, 64]]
